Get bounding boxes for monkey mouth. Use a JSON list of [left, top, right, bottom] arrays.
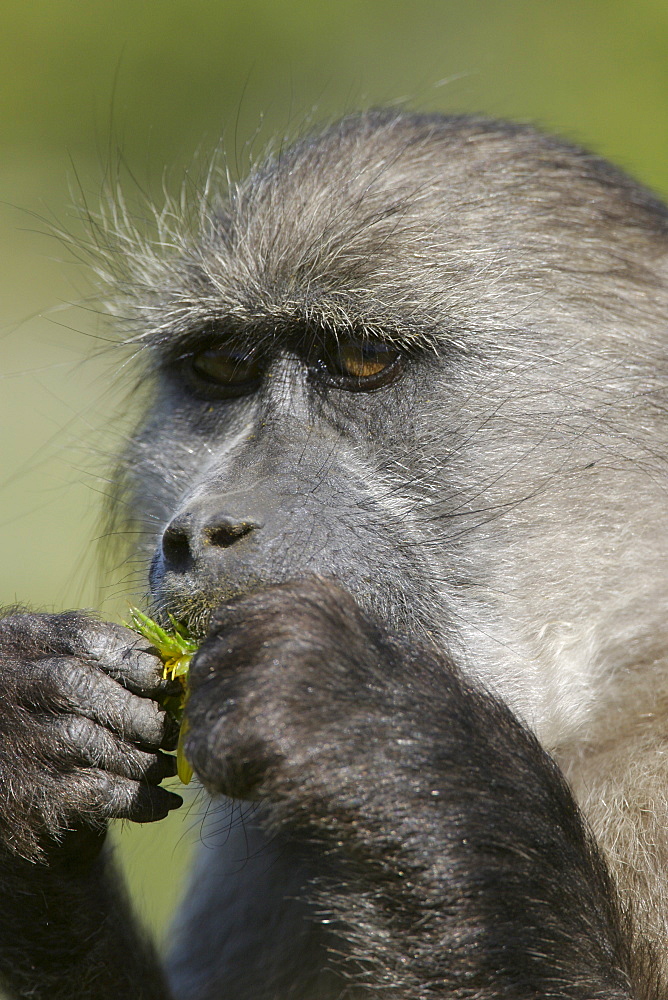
[[149, 572, 335, 642], [147, 591, 226, 643]]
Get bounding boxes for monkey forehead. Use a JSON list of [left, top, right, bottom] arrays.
[[107, 111, 668, 353]]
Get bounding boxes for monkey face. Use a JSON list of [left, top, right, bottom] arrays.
[[114, 113, 668, 746], [144, 332, 447, 644]]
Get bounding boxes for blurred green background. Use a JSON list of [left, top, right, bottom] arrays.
[[2, 0, 668, 949]]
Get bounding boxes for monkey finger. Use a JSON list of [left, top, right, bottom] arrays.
[[72, 620, 176, 698], [74, 769, 183, 824], [19, 614, 171, 698], [54, 715, 178, 783], [30, 656, 173, 750]]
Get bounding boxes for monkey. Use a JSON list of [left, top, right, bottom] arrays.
[[0, 109, 667, 998]]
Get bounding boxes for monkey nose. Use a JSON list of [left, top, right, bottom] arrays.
[[161, 512, 262, 573]]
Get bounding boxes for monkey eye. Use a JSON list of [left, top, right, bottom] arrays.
[[320, 338, 403, 389], [186, 345, 264, 396]]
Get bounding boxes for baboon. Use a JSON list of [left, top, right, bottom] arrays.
[[0, 111, 667, 999]]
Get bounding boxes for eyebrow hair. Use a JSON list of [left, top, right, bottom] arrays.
[[133, 316, 440, 376], [117, 290, 445, 367]]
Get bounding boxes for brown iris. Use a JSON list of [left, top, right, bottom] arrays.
[[324, 339, 401, 385], [190, 346, 262, 387]]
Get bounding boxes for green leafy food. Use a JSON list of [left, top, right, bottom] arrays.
[[126, 607, 197, 784]]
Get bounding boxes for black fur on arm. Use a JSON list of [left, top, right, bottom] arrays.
[[0, 608, 180, 999], [0, 838, 172, 1000], [186, 578, 651, 1000]]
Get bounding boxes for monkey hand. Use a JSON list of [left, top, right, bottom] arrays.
[[184, 577, 435, 816], [0, 610, 182, 861], [184, 579, 629, 999]]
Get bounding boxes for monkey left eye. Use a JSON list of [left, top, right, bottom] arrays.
[[321, 339, 403, 389]]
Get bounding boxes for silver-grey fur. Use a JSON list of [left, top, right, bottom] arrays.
[[93, 112, 668, 994]]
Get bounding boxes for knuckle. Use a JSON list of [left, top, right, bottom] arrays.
[[82, 623, 165, 695], [81, 621, 144, 664], [61, 713, 94, 744], [11, 656, 82, 710], [58, 660, 96, 702], [123, 699, 166, 742], [77, 769, 118, 813], [126, 749, 163, 782]]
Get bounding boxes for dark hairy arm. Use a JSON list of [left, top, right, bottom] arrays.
[[0, 839, 171, 999], [186, 579, 644, 1000], [0, 610, 180, 1000]]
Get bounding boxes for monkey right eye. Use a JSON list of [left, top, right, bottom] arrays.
[[185, 346, 264, 396]]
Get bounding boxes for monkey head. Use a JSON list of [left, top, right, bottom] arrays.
[[107, 112, 668, 749]]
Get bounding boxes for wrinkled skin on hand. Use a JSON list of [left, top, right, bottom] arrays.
[[0, 610, 181, 861]]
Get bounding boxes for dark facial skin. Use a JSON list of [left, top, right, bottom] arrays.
[[146, 333, 443, 640]]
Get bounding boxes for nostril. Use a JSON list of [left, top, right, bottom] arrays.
[[205, 520, 257, 549], [160, 512, 261, 570], [162, 526, 193, 572]]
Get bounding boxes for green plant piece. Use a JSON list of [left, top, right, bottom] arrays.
[[126, 607, 197, 784]]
